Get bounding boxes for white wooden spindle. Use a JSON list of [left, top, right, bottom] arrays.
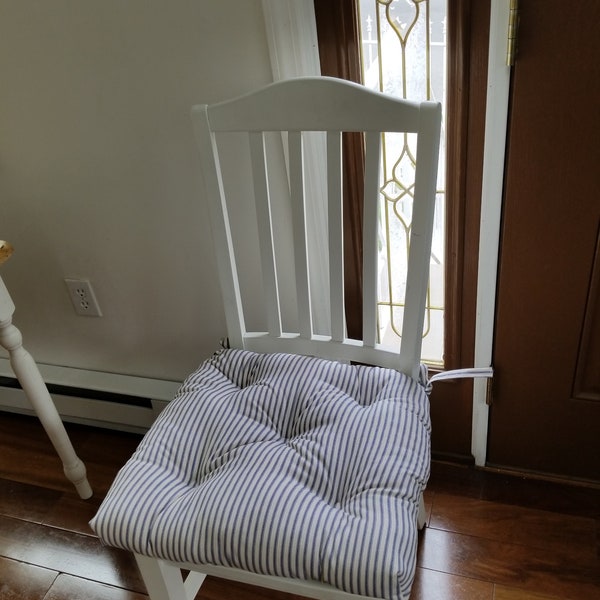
[[362, 132, 381, 349], [0, 275, 92, 499], [289, 131, 313, 339], [249, 132, 282, 338], [327, 131, 345, 342]]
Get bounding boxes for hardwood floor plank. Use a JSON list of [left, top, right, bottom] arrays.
[[0, 515, 145, 593], [429, 492, 597, 559], [0, 555, 57, 600], [493, 585, 565, 600], [42, 491, 101, 536], [418, 527, 600, 598], [44, 573, 148, 600], [409, 567, 493, 600], [0, 478, 62, 523], [0, 468, 105, 537]]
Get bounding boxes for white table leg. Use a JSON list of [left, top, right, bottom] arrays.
[[0, 278, 92, 499]]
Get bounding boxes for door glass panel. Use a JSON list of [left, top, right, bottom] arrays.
[[358, 0, 446, 365]]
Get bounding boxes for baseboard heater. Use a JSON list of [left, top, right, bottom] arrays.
[[0, 358, 181, 434]]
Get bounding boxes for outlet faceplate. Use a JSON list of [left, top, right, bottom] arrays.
[[65, 279, 102, 317]]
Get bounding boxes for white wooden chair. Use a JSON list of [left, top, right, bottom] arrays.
[[0, 241, 92, 499], [91, 77, 487, 600]]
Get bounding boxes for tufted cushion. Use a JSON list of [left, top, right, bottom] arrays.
[[90, 349, 431, 600]]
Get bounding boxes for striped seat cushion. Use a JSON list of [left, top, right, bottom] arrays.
[[90, 349, 431, 600]]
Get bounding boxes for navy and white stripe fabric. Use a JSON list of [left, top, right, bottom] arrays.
[[91, 349, 431, 600]]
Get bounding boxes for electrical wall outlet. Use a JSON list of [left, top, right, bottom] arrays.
[[64, 279, 102, 317]]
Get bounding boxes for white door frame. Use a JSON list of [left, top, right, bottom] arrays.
[[472, 0, 512, 466]]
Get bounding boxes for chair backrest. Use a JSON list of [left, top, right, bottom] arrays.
[[192, 77, 441, 380]]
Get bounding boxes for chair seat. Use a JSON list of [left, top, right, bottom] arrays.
[[91, 349, 431, 600]]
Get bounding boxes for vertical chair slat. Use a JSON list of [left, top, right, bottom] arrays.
[[327, 131, 345, 343], [249, 132, 282, 338], [288, 131, 313, 339], [362, 131, 382, 349]]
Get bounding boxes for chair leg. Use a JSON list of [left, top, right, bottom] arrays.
[[0, 316, 92, 499], [417, 493, 427, 530], [135, 554, 206, 600]]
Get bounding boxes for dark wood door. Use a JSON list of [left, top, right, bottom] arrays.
[[488, 0, 600, 481]]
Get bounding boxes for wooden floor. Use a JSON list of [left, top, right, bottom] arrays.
[[0, 411, 598, 600]]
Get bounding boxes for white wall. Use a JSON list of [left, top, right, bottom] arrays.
[[0, 0, 274, 381]]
